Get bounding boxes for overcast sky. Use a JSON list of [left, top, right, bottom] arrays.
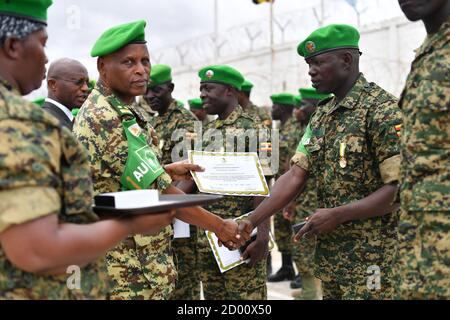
[[29, 0, 407, 99]]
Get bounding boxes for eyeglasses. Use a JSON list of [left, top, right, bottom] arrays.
[[52, 77, 90, 87]]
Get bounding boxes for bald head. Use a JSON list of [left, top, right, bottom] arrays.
[[47, 58, 89, 109], [48, 58, 87, 79]]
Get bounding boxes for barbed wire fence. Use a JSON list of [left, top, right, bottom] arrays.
[[152, 0, 425, 106]]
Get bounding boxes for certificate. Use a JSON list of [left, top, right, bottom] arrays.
[[188, 151, 270, 196], [205, 213, 275, 273]]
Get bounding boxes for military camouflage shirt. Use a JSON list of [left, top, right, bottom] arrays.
[[292, 74, 402, 281], [148, 100, 197, 165], [0, 80, 110, 299], [277, 116, 298, 177], [201, 105, 271, 219], [399, 19, 450, 211], [73, 82, 175, 297]]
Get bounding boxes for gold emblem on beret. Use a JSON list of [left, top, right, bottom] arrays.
[[306, 41, 316, 53], [206, 70, 214, 78]]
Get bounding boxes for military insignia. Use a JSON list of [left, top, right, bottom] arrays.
[[394, 124, 401, 137], [206, 70, 214, 79], [339, 142, 347, 168], [128, 123, 142, 137], [305, 41, 316, 53]]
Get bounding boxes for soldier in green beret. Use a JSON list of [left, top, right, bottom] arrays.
[[267, 93, 297, 283], [73, 21, 243, 300], [395, 0, 450, 300], [286, 89, 328, 299], [0, 0, 177, 300], [142, 64, 201, 300], [196, 65, 272, 299], [188, 97, 208, 124], [238, 24, 403, 300], [238, 79, 272, 128]]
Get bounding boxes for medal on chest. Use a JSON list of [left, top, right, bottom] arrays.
[[339, 142, 347, 168]]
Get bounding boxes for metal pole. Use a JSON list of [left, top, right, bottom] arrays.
[[270, 0, 274, 93], [214, 0, 219, 62], [321, 0, 325, 26]]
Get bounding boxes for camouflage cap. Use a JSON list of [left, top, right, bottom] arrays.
[[0, 0, 52, 24], [91, 20, 147, 57], [297, 24, 360, 59]]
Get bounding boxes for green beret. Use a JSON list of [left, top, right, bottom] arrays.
[[0, 0, 52, 24], [188, 98, 203, 110], [91, 20, 147, 57], [198, 65, 244, 91], [299, 88, 331, 101], [148, 64, 172, 88], [297, 24, 360, 59], [32, 97, 45, 107], [241, 80, 254, 92], [294, 95, 302, 108], [270, 93, 297, 106]]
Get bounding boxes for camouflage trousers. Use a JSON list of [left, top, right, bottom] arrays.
[[197, 230, 267, 300], [292, 211, 315, 275], [314, 228, 397, 300], [394, 210, 450, 300], [170, 226, 201, 300], [274, 213, 294, 254], [106, 234, 177, 300]]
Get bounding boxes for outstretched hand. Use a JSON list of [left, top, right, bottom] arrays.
[[294, 208, 341, 241], [164, 161, 205, 181]]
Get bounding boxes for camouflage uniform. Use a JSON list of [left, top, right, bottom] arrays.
[[292, 74, 401, 299], [395, 20, 450, 300], [73, 82, 176, 300], [148, 100, 197, 165], [147, 100, 201, 300], [289, 122, 317, 276], [197, 105, 269, 300], [274, 116, 297, 256], [245, 102, 271, 128], [0, 80, 110, 300]]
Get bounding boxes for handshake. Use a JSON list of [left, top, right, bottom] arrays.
[[215, 218, 256, 250]]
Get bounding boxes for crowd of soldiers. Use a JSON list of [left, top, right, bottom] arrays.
[[0, 0, 448, 300]]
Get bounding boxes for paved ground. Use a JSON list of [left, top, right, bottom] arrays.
[[267, 248, 294, 300]]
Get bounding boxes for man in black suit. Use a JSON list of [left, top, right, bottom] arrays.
[[43, 58, 90, 130]]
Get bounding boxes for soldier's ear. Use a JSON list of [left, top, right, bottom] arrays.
[[340, 51, 354, 71], [168, 82, 175, 93], [1, 37, 23, 60], [97, 57, 106, 80]]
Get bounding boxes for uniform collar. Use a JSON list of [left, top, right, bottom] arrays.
[[156, 99, 179, 118], [415, 18, 450, 59], [0, 77, 15, 93], [327, 73, 368, 114], [214, 105, 244, 129]]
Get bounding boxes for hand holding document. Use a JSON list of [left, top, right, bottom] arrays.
[[205, 213, 274, 273], [188, 151, 270, 196]]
